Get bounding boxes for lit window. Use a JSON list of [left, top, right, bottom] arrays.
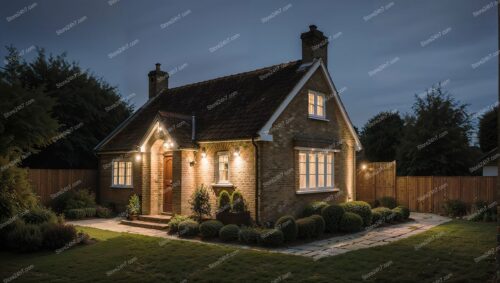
[[308, 91, 326, 118], [217, 152, 229, 183], [112, 160, 132, 187], [298, 150, 334, 191]]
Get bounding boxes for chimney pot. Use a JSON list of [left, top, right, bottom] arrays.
[[309, 25, 317, 31], [148, 63, 168, 100], [155, 63, 161, 72], [301, 25, 328, 67]]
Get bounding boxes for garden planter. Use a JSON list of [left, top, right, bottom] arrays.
[[216, 211, 251, 225], [128, 214, 138, 221]]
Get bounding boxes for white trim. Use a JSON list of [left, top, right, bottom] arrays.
[[294, 146, 340, 152], [94, 93, 163, 152], [257, 58, 362, 151], [211, 183, 234, 188], [296, 188, 339, 195]]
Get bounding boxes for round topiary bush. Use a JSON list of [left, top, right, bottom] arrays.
[[238, 227, 261, 245], [178, 220, 199, 237], [371, 211, 382, 224], [377, 196, 397, 209], [309, 214, 325, 237], [340, 212, 363, 233], [41, 223, 77, 249], [219, 224, 240, 242], [391, 208, 404, 222], [340, 201, 372, 226], [296, 217, 316, 239], [274, 215, 298, 242], [199, 220, 224, 239], [395, 206, 410, 220], [168, 214, 190, 233], [302, 201, 328, 217], [231, 191, 246, 213], [321, 204, 345, 233], [217, 190, 231, 213], [259, 229, 284, 247], [372, 207, 393, 223], [7, 222, 43, 252]]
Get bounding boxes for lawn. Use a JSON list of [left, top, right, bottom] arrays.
[[0, 220, 495, 283]]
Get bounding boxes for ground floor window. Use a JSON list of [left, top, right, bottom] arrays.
[[299, 150, 334, 191], [112, 160, 132, 187]]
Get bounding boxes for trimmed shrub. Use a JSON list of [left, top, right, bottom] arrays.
[[189, 185, 211, 221], [341, 201, 372, 226], [84, 207, 96, 218], [302, 201, 328, 217], [391, 208, 404, 222], [372, 207, 393, 223], [169, 215, 190, 233], [259, 229, 284, 247], [178, 220, 199, 237], [340, 212, 363, 233], [274, 215, 298, 242], [219, 224, 240, 242], [62, 189, 96, 211], [7, 222, 42, 252], [371, 211, 382, 224], [238, 227, 260, 245], [309, 215, 325, 237], [96, 206, 112, 218], [199, 220, 224, 239], [127, 194, 141, 216], [217, 190, 231, 213], [22, 206, 58, 225], [377, 196, 397, 209], [296, 217, 316, 239], [65, 208, 87, 220], [443, 199, 466, 217], [395, 206, 410, 220], [321, 204, 345, 233], [41, 223, 77, 249], [231, 191, 246, 213]]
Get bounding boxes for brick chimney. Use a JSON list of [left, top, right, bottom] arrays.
[[148, 63, 168, 99], [301, 25, 328, 67]]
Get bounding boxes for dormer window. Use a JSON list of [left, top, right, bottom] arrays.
[[308, 90, 326, 119]]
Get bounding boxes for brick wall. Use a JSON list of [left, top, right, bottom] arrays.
[[258, 68, 356, 223]]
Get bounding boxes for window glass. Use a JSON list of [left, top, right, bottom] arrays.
[[218, 153, 229, 183], [298, 151, 334, 190]]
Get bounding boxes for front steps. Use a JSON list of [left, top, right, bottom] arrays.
[[120, 214, 172, 230]]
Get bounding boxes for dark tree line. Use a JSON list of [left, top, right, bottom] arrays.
[[360, 85, 493, 176]]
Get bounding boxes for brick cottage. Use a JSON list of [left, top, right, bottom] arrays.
[[94, 25, 362, 224]]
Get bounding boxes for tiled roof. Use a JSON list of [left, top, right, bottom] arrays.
[[97, 60, 310, 152]]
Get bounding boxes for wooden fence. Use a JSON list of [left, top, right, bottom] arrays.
[[28, 169, 97, 205], [356, 162, 497, 213]]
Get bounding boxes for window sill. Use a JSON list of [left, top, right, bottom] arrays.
[[308, 115, 329, 122], [296, 188, 340, 195], [211, 183, 234, 188], [111, 185, 133, 189]]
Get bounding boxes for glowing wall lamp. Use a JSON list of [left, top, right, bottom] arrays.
[[201, 148, 207, 159], [233, 147, 240, 157], [135, 153, 142, 162]]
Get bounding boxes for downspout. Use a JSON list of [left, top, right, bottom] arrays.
[[252, 136, 260, 225], [191, 113, 196, 141]]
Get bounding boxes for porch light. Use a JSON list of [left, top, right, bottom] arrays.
[[233, 147, 240, 157], [135, 153, 142, 162], [201, 148, 207, 159], [361, 163, 367, 170], [163, 139, 174, 149]]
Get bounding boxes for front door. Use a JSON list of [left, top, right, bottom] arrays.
[[163, 155, 173, 213]]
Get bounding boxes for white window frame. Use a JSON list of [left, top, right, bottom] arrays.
[[297, 148, 337, 194], [215, 151, 231, 185], [111, 159, 133, 188], [308, 90, 327, 120]]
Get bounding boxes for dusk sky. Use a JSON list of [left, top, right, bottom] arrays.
[[1, 0, 498, 130]]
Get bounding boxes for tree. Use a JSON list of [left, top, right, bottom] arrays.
[[0, 47, 59, 218], [478, 106, 498, 153], [396, 86, 474, 175], [360, 111, 404, 161], [189, 184, 211, 221], [5, 47, 133, 168]]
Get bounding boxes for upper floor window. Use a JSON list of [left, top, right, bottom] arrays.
[[308, 91, 326, 119], [216, 151, 230, 184], [112, 160, 132, 187]]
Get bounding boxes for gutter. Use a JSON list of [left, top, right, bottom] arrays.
[[252, 136, 260, 225]]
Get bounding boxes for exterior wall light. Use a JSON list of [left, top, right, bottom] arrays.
[[233, 147, 240, 157], [201, 148, 207, 159], [135, 153, 142, 162], [361, 163, 367, 170]]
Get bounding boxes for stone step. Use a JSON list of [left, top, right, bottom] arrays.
[[120, 220, 169, 230], [161, 211, 174, 216], [138, 214, 172, 224]]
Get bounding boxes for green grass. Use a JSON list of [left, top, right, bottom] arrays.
[[0, 220, 495, 282]]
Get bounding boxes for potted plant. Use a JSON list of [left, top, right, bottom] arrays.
[[127, 194, 141, 220], [216, 190, 251, 225]]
